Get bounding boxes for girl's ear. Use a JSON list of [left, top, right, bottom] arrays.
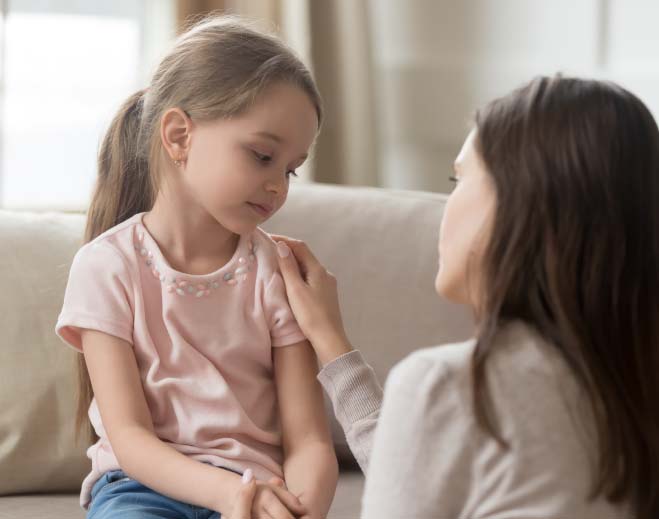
[[160, 107, 192, 164]]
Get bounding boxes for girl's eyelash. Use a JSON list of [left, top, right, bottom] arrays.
[[253, 150, 297, 178], [253, 151, 272, 163]]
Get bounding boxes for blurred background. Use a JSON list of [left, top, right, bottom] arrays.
[[0, 0, 658, 210]]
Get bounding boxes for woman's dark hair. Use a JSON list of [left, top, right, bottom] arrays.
[[473, 75, 659, 518]]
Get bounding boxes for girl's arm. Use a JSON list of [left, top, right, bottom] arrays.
[[274, 340, 339, 518], [82, 329, 306, 518]]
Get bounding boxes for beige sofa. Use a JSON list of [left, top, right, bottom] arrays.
[[0, 183, 473, 518]]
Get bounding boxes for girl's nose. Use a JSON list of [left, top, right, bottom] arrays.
[[265, 174, 287, 195]]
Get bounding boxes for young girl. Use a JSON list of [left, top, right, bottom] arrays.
[[55, 16, 337, 519], [266, 76, 659, 518]]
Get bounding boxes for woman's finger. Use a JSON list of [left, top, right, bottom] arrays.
[[276, 241, 307, 289], [271, 235, 323, 273], [230, 479, 256, 519]]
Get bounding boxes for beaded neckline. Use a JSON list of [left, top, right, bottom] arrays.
[[133, 221, 257, 298]]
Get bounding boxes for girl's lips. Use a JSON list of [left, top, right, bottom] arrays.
[[247, 202, 273, 217]]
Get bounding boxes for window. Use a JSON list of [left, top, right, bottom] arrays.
[[0, 0, 175, 210]]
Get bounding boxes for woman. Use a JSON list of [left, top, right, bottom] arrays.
[[234, 76, 659, 518]]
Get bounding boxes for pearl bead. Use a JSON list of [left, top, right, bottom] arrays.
[[176, 288, 185, 296], [235, 267, 247, 275], [186, 285, 194, 293], [196, 290, 205, 298], [223, 273, 233, 281], [211, 281, 219, 289], [239, 257, 246, 264]]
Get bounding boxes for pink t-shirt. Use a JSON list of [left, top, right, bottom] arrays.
[[55, 212, 305, 509]]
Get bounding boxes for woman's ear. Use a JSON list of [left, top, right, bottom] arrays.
[[160, 107, 192, 164]]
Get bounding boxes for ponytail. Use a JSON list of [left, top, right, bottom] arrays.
[[75, 88, 154, 444], [84, 88, 153, 243]]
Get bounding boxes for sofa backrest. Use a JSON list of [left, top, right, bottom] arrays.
[[0, 183, 472, 494]]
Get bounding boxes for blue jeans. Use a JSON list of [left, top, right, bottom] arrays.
[[87, 466, 234, 519]]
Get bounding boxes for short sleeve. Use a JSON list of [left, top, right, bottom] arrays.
[[55, 242, 135, 352], [264, 272, 306, 347]]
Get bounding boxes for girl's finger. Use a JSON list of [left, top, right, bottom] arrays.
[[268, 476, 287, 488], [270, 486, 307, 515], [231, 479, 256, 519], [264, 495, 295, 519]]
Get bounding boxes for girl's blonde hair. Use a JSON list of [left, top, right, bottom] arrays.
[[76, 15, 322, 444]]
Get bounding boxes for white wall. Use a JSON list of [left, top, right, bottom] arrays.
[[370, 0, 659, 193]]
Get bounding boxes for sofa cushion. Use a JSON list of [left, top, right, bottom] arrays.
[[0, 210, 89, 494]]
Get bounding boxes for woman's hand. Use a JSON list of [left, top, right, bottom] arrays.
[[227, 472, 306, 519], [271, 234, 353, 366]]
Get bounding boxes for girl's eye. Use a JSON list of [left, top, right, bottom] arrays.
[[253, 151, 272, 163]]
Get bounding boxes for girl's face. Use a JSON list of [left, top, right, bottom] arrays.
[[435, 129, 496, 307], [181, 82, 318, 235]]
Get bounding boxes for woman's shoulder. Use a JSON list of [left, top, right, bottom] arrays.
[[387, 321, 574, 411], [384, 338, 478, 414]]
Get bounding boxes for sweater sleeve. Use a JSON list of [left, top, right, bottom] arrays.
[[361, 352, 476, 519], [317, 350, 383, 472]]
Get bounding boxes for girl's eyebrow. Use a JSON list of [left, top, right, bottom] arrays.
[[253, 131, 283, 143], [252, 131, 309, 160]]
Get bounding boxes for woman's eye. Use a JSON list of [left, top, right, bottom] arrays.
[[253, 151, 272, 163], [286, 170, 298, 179]]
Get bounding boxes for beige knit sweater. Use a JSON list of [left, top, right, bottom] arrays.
[[317, 321, 630, 519]]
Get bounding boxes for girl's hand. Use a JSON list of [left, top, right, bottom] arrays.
[[228, 471, 306, 519], [227, 474, 256, 519], [271, 234, 353, 366]]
